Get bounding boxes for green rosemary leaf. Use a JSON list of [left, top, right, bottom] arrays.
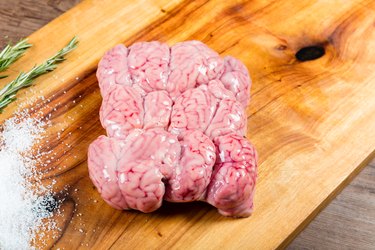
[[0, 36, 78, 112], [0, 39, 32, 72]]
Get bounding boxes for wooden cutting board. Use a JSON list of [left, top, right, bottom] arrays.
[[1, 0, 375, 249]]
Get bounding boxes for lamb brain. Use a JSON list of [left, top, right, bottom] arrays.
[[167, 41, 224, 99], [169, 79, 246, 139], [220, 56, 252, 107], [118, 160, 165, 213], [99, 84, 144, 139], [100, 87, 173, 137], [88, 134, 169, 213], [88, 129, 217, 211], [164, 130, 216, 202], [169, 84, 216, 137], [204, 98, 246, 139], [206, 133, 257, 217], [121, 129, 181, 178], [87, 135, 129, 210], [97, 44, 132, 96], [127, 41, 170, 93], [90, 40, 257, 217], [143, 91, 172, 130]]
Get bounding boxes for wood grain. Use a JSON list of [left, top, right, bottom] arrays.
[[0, 0, 80, 46], [0, 0, 375, 249], [289, 164, 375, 250]]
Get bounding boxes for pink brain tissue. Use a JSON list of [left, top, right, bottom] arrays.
[[88, 40, 258, 217]]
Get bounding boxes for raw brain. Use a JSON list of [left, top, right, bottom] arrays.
[[89, 40, 258, 217]]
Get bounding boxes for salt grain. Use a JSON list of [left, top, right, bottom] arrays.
[[0, 114, 59, 249]]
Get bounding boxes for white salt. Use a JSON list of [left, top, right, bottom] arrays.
[[0, 114, 58, 249], [2, 117, 44, 152]]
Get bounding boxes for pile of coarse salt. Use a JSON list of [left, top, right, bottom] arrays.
[[0, 113, 58, 249]]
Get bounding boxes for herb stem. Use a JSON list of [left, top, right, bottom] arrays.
[[0, 39, 32, 77], [0, 36, 78, 112]]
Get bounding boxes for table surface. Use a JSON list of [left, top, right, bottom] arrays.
[[0, 0, 374, 249]]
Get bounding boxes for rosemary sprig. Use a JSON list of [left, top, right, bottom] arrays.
[[0, 36, 78, 112], [0, 39, 32, 77]]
